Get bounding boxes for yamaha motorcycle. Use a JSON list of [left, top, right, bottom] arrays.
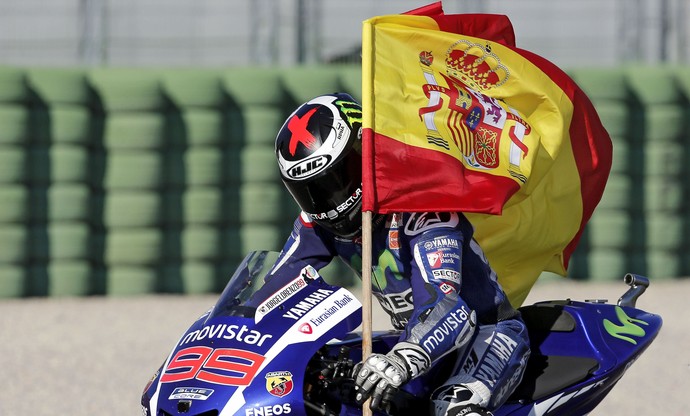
[[141, 250, 662, 416]]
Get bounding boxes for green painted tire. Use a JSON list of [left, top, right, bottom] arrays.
[[0, 105, 30, 145], [101, 191, 164, 228], [587, 209, 631, 249], [102, 151, 165, 190], [178, 109, 226, 147], [0, 186, 29, 223], [103, 113, 168, 149], [102, 228, 164, 265], [162, 68, 225, 108], [238, 145, 280, 184], [31, 184, 91, 222], [0, 226, 29, 263], [30, 222, 91, 261], [106, 265, 159, 295], [88, 68, 165, 112], [242, 107, 285, 147], [0, 145, 27, 184], [26, 68, 90, 105], [240, 183, 283, 223], [30, 144, 90, 184], [569, 67, 628, 101], [0, 264, 26, 298], [626, 66, 682, 105], [587, 249, 628, 281], [31, 260, 92, 297]]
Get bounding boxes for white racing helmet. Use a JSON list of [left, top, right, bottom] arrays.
[[275, 93, 363, 238]]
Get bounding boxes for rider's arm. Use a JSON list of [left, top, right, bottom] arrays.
[[352, 213, 478, 409], [397, 216, 477, 368], [267, 212, 337, 281]]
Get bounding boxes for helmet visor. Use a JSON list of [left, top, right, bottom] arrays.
[[284, 144, 362, 237]]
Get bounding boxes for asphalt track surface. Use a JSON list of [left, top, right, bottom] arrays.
[[1, 277, 688, 416]]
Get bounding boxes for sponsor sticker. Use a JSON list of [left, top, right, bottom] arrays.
[[169, 387, 214, 401], [298, 323, 312, 334], [265, 371, 294, 397], [289, 288, 362, 341], [426, 251, 443, 268], [245, 404, 292, 416], [439, 282, 455, 294], [388, 230, 400, 250], [179, 324, 272, 347], [423, 237, 459, 250], [308, 187, 362, 221], [376, 288, 414, 315], [431, 269, 461, 284], [256, 268, 314, 323], [421, 305, 473, 354], [308, 292, 355, 327], [474, 333, 519, 388], [282, 288, 335, 320]]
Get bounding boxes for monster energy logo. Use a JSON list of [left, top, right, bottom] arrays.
[[372, 249, 404, 290], [603, 306, 649, 345], [336, 100, 362, 124]]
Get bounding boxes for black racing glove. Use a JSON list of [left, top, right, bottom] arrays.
[[353, 342, 431, 411]]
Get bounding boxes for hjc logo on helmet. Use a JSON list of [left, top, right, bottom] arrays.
[[287, 154, 332, 179]]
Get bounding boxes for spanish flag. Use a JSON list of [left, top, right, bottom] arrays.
[[362, 2, 612, 306]]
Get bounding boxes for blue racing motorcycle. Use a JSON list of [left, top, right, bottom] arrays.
[[141, 250, 662, 416]]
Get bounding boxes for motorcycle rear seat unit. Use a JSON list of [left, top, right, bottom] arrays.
[[510, 301, 600, 402]]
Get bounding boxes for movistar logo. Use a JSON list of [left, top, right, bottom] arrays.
[[335, 100, 362, 124], [603, 306, 649, 345]]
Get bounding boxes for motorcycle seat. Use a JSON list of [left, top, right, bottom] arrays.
[[510, 301, 600, 401]]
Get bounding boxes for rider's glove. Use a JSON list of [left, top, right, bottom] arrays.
[[353, 342, 431, 411]]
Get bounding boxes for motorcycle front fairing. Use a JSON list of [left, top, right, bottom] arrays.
[[141, 251, 363, 416]]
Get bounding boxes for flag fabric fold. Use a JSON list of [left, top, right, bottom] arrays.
[[362, 2, 612, 306]]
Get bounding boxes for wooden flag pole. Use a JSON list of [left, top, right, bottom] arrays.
[[361, 210, 374, 416]]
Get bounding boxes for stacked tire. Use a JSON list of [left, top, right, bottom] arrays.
[[0, 67, 31, 297], [570, 66, 688, 281], [674, 70, 690, 277], [26, 68, 95, 296], [626, 67, 686, 279], [222, 68, 289, 272], [569, 68, 633, 281], [88, 69, 169, 295], [162, 69, 229, 294]]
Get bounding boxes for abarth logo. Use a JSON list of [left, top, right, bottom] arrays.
[[265, 371, 294, 397]]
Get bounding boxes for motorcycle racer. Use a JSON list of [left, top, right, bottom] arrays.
[[270, 93, 530, 416]]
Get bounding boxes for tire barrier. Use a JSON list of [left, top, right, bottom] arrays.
[[1, 64, 689, 298]]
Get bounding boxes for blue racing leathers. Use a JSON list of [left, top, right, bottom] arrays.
[[272, 211, 530, 412]]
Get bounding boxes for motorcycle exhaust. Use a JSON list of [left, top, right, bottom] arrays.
[[617, 273, 649, 308]]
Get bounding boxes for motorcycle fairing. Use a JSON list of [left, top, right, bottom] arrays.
[[324, 299, 662, 416], [496, 300, 662, 416], [143, 274, 362, 416]]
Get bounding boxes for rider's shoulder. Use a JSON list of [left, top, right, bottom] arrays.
[[398, 212, 467, 236]]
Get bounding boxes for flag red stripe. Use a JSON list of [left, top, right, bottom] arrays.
[[364, 131, 520, 214], [513, 48, 612, 265], [406, 4, 517, 48]]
